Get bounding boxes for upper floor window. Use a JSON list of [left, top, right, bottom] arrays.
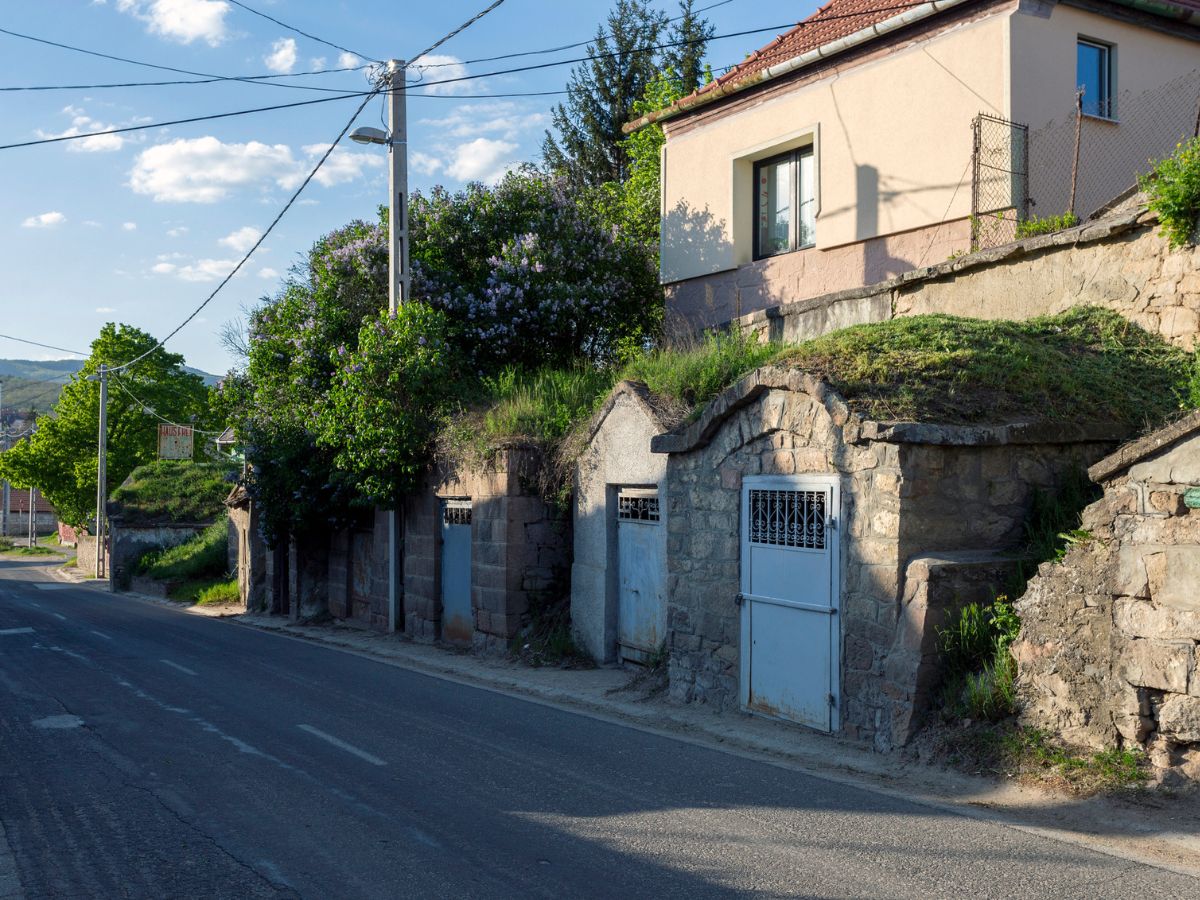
[[1077, 39, 1114, 119], [754, 147, 815, 260]]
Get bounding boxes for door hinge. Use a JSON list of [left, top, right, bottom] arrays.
[[734, 592, 744, 607], [826, 517, 838, 530], [827, 693, 837, 708]]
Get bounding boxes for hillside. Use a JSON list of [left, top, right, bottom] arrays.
[[0, 359, 219, 413]]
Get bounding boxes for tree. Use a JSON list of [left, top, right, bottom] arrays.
[[662, 0, 716, 94], [542, 0, 668, 188], [0, 325, 211, 527]]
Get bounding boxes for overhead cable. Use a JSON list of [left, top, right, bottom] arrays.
[[410, 0, 507, 65], [111, 377, 223, 435], [106, 86, 385, 374], [226, 0, 382, 63], [0, 334, 87, 357], [0, 66, 372, 94]]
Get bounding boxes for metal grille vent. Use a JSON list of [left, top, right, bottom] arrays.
[[617, 493, 660, 522], [442, 500, 471, 526], [749, 489, 825, 549]]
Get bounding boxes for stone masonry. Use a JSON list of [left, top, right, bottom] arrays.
[[1014, 410, 1200, 778], [653, 366, 1120, 750]]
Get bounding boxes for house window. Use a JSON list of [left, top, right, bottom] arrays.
[[1077, 39, 1114, 119], [754, 147, 815, 260]]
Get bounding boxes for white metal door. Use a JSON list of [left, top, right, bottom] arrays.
[[440, 498, 472, 644], [739, 476, 839, 731], [616, 489, 666, 664]]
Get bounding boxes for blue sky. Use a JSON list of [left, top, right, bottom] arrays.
[[1, 0, 815, 375]]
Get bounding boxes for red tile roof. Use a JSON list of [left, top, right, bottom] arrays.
[[697, 0, 931, 98]]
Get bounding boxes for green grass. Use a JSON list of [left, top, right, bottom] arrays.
[[478, 365, 614, 447], [774, 307, 1195, 426], [137, 518, 229, 582], [167, 576, 239, 605], [109, 461, 236, 525], [1140, 136, 1200, 249], [0, 539, 59, 556]]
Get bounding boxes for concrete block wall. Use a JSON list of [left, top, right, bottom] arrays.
[[108, 522, 210, 592]]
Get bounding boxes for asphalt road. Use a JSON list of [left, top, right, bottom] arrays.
[[0, 558, 1196, 899]]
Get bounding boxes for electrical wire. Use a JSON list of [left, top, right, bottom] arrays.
[[0, 67, 373, 94], [226, 0, 382, 64], [111, 377, 223, 434], [0, 90, 372, 152], [410, 0, 507, 65], [0, 334, 87, 357], [0, 26, 372, 93], [106, 85, 385, 375]]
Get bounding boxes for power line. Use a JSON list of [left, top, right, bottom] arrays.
[[0, 26, 371, 93], [0, 334, 87, 357], [411, 0, 508, 65], [111, 377, 223, 435], [0, 66, 373, 94], [226, 0, 382, 64], [107, 86, 386, 375], [0, 90, 371, 152]]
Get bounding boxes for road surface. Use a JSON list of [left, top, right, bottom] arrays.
[[0, 557, 1195, 898]]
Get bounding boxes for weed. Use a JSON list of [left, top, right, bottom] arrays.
[[0, 543, 58, 557], [109, 461, 236, 525], [1014, 212, 1080, 239], [938, 597, 1020, 721], [1140, 137, 1200, 249], [510, 597, 594, 669], [137, 518, 229, 582], [166, 576, 238, 605]]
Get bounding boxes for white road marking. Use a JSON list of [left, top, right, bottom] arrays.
[[0, 627, 34, 636], [161, 659, 198, 677], [33, 714, 84, 729], [297, 725, 386, 766], [33, 584, 71, 591], [52, 613, 66, 621], [90, 630, 112, 640]]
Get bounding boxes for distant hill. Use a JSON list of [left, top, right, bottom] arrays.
[[0, 358, 219, 414]]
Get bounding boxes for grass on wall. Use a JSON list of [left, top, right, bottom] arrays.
[[136, 518, 229, 582], [109, 461, 236, 525]]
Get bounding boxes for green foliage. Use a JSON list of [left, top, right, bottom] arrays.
[[620, 329, 781, 411], [317, 303, 458, 504], [196, 578, 239, 605], [0, 539, 57, 556], [109, 461, 235, 525], [1023, 468, 1101, 566], [0, 324, 212, 527], [775, 307, 1194, 427], [1187, 341, 1200, 410], [1006, 728, 1149, 790], [137, 518, 229, 582], [1140, 137, 1200, 248], [939, 595, 1021, 721], [1014, 212, 1080, 239], [480, 366, 614, 447]]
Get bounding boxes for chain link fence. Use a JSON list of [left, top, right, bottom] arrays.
[[971, 68, 1200, 251]]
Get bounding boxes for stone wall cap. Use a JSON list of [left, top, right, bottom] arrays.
[[583, 379, 672, 446], [1088, 409, 1200, 483], [224, 483, 250, 509]]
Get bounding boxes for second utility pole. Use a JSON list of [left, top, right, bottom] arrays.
[[387, 58, 410, 634], [95, 364, 108, 579]]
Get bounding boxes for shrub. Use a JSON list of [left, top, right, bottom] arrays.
[[138, 518, 229, 582], [1140, 137, 1200, 248], [1014, 212, 1079, 239]]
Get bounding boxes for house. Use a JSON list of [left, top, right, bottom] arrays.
[[1014, 409, 1200, 775], [630, 0, 1200, 328], [2, 489, 56, 537]]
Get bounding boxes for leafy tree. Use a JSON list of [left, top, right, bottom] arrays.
[[542, 0, 669, 187], [0, 324, 210, 527]]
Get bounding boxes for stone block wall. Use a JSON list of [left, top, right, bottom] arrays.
[[737, 206, 1200, 351], [108, 522, 210, 592], [327, 508, 390, 631], [227, 501, 266, 611], [404, 447, 570, 651], [1014, 414, 1200, 777]]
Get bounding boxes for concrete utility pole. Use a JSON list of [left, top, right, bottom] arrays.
[[95, 364, 108, 579], [1, 381, 9, 539], [387, 58, 409, 634], [27, 487, 34, 547]]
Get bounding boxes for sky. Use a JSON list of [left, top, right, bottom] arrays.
[[1, 0, 816, 376]]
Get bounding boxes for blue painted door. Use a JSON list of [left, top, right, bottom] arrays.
[[440, 499, 472, 644], [616, 489, 666, 664], [740, 476, 840, 731]]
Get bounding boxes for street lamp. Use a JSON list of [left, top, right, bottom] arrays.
[[350, 127, 390, 146]]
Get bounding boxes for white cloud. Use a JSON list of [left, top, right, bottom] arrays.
[[420, 103, 548, 142], [446, 138, 518, 183], [122, 221, 137, 231], [37, 106, 125, 152], [411, 152, 442, 177], [219, 226, 262, 253], [415, 55, 474, 96], [84, 220, 102, 228], [130, 136, 295, 202], [310, 56, 326, 70], [294, 145, 384, 188], [116, 0, 230, 46], [337, 52, 359, 69], [264, 37, 297, 74], [151, 257, 239, 282], [22, 211, 66, 228], [258, 267, 280, 279], [95, 306, 116, 313], [167, 226, 188, 237]]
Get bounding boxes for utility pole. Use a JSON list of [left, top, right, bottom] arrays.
[[1, 380, 8, 539], [95, 364, 108, 579], [27, 486, 34, 548], [387, 58, 409, 634]]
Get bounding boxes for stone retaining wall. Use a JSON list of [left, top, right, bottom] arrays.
[[737, 205, 1200, 350], [1014, 411, 1200, 778]]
